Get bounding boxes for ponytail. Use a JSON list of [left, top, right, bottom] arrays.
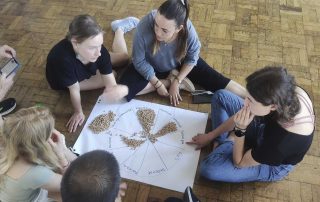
[[177, 0, 189, 61]]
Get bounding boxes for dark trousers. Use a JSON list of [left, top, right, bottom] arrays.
[[119, 57, 230, 101]]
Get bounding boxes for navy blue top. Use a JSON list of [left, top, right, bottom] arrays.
[[46, 39, 112, 90]]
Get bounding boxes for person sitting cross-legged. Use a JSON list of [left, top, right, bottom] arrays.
[[46, 15, 139, 133], [188, 66, 314, 182]]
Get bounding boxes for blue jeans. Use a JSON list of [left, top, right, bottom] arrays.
[[200, 90, 294, 182]]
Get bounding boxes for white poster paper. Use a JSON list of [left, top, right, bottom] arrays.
[[73, 98, 208, 192]]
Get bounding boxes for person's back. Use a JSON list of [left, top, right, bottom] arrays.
[[0, 106, 77, 202], [0, 107, 60, 202], [0, 163, 55, 202], [61, 150, 124, 202]]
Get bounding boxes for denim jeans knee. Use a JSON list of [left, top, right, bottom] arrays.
[[211, 90, 244, 143], [211, 89, 230, 106], [200, 141, 234, 181]]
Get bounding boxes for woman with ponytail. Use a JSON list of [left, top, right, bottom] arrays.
[[0, 107, 77, 201], [118, 0, 246, 106]]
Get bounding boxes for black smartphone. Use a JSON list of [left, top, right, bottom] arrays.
[[192, 93, 213, 104], [0, 57, 20, 77]]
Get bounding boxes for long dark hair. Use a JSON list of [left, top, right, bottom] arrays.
[[246, 66, 300, 123], [66, 14, 103, 43], [153, 0, 189, 60]]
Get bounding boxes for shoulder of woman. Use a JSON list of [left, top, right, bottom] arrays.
[[186, 19, 195, 29], [140, 10, 156, 29], [48, 39, 74, 62], [295, 87, 313, 102], [186, 20, 199, 40], [295, 87, 314, 115], [150, 9, 157, 17], [271, 87, 314, 136], [283, 123, 314, 136], [134, 13, 155, 42], [30, 164, 56, 180], [33, 164, 54, 172]]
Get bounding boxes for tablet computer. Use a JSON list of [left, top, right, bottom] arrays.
[[0, 57, 20, 77]]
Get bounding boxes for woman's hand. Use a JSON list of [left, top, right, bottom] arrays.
[[0, 73, 14, 100], [66, 111, 85, 133], [169, 80, 182, 106], [48, 129, 68, 157], [187, 133, 213, 150], [115, 182, 127, 202], [0, 45, 16, 58], [233, 105, 254, 130], [156, 82, 169, 97]]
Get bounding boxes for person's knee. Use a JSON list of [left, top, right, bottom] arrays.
[[122, 53, 130, 62], [211, 89, 229, 107], [111, 53, 130, 68], [200, 157, 238, 182], [199, 160, 220, 181], [118, 53, 130, 67], [200, 164, 239, 182]]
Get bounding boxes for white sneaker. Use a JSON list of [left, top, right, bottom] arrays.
[[111, 17, 139, 33], [169, 69, 195, 92]]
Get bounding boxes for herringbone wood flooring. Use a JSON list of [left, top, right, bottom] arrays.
[[0, 0, 319, 201]]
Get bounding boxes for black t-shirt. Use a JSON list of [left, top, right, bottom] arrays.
[[249, 115, 314, 166], [46, 38, 113, 90]]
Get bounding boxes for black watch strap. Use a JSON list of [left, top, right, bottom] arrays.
[[69, 147, 80, 156], [233, 128, 246, 137]]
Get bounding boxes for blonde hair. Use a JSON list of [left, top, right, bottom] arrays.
[[0, 107, 61, 183]]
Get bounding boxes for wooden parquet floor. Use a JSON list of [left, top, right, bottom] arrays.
[[0, 0, 319, 201]]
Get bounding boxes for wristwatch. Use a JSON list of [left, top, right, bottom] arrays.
[[233, 128, 246, 137], [174, 75, 182, 84]]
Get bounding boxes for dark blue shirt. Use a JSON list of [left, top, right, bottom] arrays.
[[46, 39, 112, 90]]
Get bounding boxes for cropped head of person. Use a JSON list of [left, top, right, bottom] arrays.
[[245, 66, 300, 122], [61, 150, 121, 202], [153, 0, 190, 60], [0, 107, 61, 182], [66, 14, 104, 64]]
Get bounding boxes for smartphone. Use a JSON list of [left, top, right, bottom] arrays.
[[0, 57, 20, 77]]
